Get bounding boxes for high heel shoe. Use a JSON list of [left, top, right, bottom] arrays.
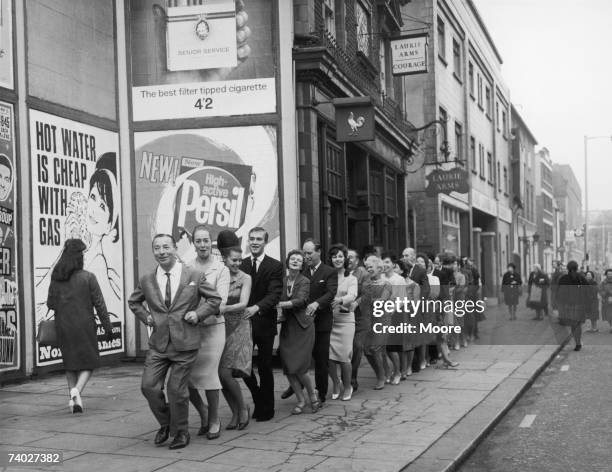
[[237, 406, 250, 430], [443, 360, 459, 368], [70, 388, 83, 413], [68, 399, 75, 413], [341, 386, 353, 401], [331, 386, 341, 400], [206, 421, 221, 440], [309, 391, 321, 413]]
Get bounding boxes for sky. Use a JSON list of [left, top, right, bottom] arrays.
[[473, 0, 612, 211]]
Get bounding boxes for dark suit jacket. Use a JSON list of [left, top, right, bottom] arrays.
[[280, 274, 311, 329], [303, 263, 338, 332], [239, 254, 283, 337], [407, 263, 430, 299], [128, 264, 221, 352]]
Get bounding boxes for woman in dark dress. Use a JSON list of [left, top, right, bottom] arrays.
[[527, 264, 550, 320], [502, 263, 522, 320], [557, 260, 588, 351], [277, 250, 319, 414], [46, 239, 113, 413]]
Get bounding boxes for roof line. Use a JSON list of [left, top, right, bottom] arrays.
[[465, 0, 504, 65]]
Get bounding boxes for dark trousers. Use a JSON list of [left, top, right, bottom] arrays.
[[313, 330, 331, 401], [141, 343, 198, 436], [244, 334, 275, 415]]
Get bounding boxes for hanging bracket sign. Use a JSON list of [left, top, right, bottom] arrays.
[[425, 167, 469, 196], [390, 33, 428, 76], [334, 97, 375, 142]]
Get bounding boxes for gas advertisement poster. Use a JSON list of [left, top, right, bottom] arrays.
[[0, 101, 18, 373], [30, 110, 124, 366], [134, 126, 280, 273], [129, 0, 276, 121], [0, 0, 13, 90]]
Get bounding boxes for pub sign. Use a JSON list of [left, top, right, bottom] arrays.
[[425, 167, 469, 196], [334, 97, 375, 142]]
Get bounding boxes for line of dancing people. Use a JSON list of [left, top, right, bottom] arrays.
[[47, 227, 482, 450]]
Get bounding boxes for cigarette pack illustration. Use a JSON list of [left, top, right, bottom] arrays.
[[165, 0, 237, 71]]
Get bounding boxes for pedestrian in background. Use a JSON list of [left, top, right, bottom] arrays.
[[599, 269, 612, 333], [527, 264, 549, 320], [584, 271, 600, 332], [557, 260, 588, 351], [46, 238, 113, 414], [502, 263, 522, 320]]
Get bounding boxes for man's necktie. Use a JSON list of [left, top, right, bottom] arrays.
[[251, 257, 257, 277], [164, 272, 172, 309]]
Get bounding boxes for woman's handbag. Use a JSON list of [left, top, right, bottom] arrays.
[[528, 285, 542, 303], [36, 318, 58, 347]]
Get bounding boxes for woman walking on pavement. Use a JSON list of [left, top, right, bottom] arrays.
[[46, 239, 113, 413], [584, 271, 600, 332], [527, 264, 550, 320], [502, 263, 522, 320], [599, 269, 612, 332], [557, 261, 588, 351]]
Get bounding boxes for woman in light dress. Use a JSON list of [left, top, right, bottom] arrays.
[[187, 225, 229, 439], [328, 244, 357, 401]]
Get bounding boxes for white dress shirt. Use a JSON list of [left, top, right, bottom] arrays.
[[156, 262, 183, 305], [310, 261, 321, 276]]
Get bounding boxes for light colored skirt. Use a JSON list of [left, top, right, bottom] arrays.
[[329, 311, 355, 362], [189, 322, 225, 390]]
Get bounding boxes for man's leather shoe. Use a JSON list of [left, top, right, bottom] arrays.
[[255, 411, 274, 422], [168, 431, 190, 450], [154, 425, 170, 445], [280, 387, 294, 399]]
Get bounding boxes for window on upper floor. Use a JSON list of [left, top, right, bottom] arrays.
[[437, 17, 446, 61], [323, 0, 336, 38], [452, 39, 461, 78], [502, 110, 508, 137], [503, 166, 508, 193], [477, 74, 483, 108], [496, 102, 500, 130], [439, 107, 448, 161], [468, 62, 474, 97], [485, 86, 492, 117], [487, 151, 493, 182], [470, 136, 476, 171], [479, 144, 485, 178], [355, 1, 371, 57], [455, 122, 463, 161]]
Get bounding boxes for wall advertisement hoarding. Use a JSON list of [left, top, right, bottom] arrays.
[[129, 0, 276, 121], [30, 110, 124, 367], [0, 0, 13, 90], [134, 126, 280, 275], [0, 101, 18, 372]]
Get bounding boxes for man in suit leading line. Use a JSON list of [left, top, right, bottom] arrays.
[[129, 234, 221, 449], [240, 227, 283, 421]]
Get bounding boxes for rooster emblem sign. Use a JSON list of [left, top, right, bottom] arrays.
[[347, 111, 366, 136]]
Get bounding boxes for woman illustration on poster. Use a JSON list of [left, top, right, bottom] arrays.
[[36, 152, 122, 321]]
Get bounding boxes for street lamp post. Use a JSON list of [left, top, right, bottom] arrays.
[[583, 134, 612, 271]]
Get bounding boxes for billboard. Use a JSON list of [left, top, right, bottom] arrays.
[[129, 0, 276, 121], [0, 0, 13, 89], [30, 110, 124, 366], [134, 126, 280, 274], [0, 101, 18, 372]]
